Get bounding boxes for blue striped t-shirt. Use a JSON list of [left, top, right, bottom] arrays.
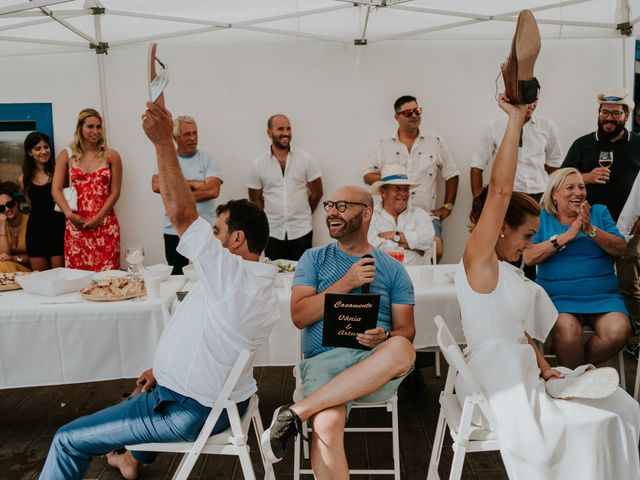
[[293, 243, 414, 358]]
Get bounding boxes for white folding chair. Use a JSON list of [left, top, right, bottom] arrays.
[[292, 331, 401, 479], [427, 316, 500, 480], [126, 349, 274, 480]]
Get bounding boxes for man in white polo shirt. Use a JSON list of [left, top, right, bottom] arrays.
[[40, 100, 279, 480], [248, 114, 323, 261]]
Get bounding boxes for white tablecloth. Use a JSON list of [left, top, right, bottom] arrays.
[[0, 276, 186, 389]]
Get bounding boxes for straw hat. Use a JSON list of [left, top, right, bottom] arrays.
[[371, 165, 420, 195], [597, 88, 634, 111]]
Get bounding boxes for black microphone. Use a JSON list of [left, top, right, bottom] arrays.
[[361, 254, 374, 294]]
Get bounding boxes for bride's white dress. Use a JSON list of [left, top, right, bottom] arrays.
[[455, 260, 640, 479]]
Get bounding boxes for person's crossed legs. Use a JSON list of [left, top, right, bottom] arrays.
[[261, 336, 415, 479], [551, 312, 631, 369]]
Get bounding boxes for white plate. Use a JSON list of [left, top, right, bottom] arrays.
[[143, 263, 172, 282], [17, 268, 94, 296]]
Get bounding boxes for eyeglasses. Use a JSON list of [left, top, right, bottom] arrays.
[[396, 107, 422, 118], [0, 200, 16, 213], [323, 200, 369, 213], [599, 109, 625, 119]]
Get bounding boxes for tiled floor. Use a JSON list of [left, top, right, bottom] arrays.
[[1, 353, 637, 479]]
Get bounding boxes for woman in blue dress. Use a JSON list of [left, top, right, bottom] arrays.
[[524, 167, 631, 368]]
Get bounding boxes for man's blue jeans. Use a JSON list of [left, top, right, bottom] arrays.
[[40, 384, 249, 480]]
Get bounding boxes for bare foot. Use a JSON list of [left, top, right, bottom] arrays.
[[107, 450, 140, 480]]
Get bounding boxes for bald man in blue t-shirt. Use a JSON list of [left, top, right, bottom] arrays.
[[261, 185, 416, 478]]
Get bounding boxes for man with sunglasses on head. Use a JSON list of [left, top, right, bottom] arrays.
[[561, 88, 640, 354], [363, 95, 459, 262], [261, 185, 416, 477]]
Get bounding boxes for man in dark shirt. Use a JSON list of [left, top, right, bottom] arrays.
[[562, 87, 640, 336], [562, 88, 640, 220]]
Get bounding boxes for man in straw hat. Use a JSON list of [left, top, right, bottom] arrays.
[[562, 87, 640, 352], [369, 165, 435, 265]]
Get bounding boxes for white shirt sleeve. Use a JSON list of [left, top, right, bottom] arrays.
[[368, 212, 385, 248], [177, 217, 244, 300], [436, 137, 460, 180], [246, 158, 263, 190], [363, 141, 384, 175], [403, 208, 436, 251], [617, 174, 640, 239], [544, 120, 564, 168], [305, 153, 322, 182], [470, 123, 497, 170]]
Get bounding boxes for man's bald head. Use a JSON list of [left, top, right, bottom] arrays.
[[331, 185, 373, 208], [267, 114, 289, 129]]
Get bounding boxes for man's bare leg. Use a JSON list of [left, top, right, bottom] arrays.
[[292, 336, 415, 421], [106, 450, 140, 480], [585, 312, 631, 365], [310, 405, 349, 480]]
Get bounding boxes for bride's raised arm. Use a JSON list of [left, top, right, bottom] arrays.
[[463, 96, 527, 292]]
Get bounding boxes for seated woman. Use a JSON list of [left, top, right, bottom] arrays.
[[19, 131, 65, 271], [457, 92, 639, 479], [0, 189, 31, 272], [523, 167, 631, 368]]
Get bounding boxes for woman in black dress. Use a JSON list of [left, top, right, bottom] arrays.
[[19, 132, 65, 271]]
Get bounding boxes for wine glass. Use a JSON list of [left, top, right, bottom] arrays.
[[125, 245, 145, 301], [598, 151, 613, 169]]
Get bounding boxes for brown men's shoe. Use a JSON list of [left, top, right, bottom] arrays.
[[501, 9, 541, 104]]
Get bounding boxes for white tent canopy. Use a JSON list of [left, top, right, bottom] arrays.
[[0, 0, 637, 56], [0, 1, 638, 265]]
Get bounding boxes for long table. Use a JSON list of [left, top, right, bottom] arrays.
[[0, 276, 186, 389]]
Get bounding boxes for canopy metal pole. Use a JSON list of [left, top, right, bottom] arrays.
[[92, 10, 109, 141]]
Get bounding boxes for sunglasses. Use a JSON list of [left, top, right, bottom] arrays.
[[599, 109, 625, 119], [396, 107, 422, 118], [322, 200, 369, 213], [0, 199, 16, 213]]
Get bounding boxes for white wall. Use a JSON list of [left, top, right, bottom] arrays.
[[0, 38, 625, 265]]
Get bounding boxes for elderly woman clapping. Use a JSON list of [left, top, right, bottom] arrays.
[[523, 167, 631, 368]]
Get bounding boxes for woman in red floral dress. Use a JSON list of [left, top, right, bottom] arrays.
[[52, 108, 122, 271]]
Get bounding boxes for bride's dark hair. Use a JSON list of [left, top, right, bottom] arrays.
[[469, 185, 540, 231]]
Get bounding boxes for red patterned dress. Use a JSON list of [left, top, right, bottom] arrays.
[[64, 165, 120, 271]]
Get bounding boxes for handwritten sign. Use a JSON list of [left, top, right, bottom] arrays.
[[322, 293, 380, 350]]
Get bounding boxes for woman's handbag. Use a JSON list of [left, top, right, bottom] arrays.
[[54, 163, 78, 213]]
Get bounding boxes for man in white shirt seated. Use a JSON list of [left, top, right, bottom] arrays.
[[368, 165, 435, 265], [39, 100, 280, 480]]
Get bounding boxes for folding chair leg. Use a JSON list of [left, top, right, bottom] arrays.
[[618, 350, 626, 390], [391, 397, 401, 480], [238, 446, 257, 480], [634, 355, 640, 401], [302, 420, 310, 459], [252, 410, 275, 480], [435, 349, 441, 378], [426, 409, 446, 480], [171, 452, 194, 480], [293, 434, 302, 480]]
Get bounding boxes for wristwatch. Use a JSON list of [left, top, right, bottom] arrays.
[[443, 203, 454, 211], [393, 231, 400, 243], [549, 235, 565, 251], [588, 226, 597, 238]]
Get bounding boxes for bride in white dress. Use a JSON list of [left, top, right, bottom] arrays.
[[455, 94, 640, 479]]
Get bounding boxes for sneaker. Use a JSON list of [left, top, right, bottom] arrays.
[[546, 366, 619, 399], [501, 9, 541, 104], [261, 404, 304, 464], [625, 344, 640, 359]]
